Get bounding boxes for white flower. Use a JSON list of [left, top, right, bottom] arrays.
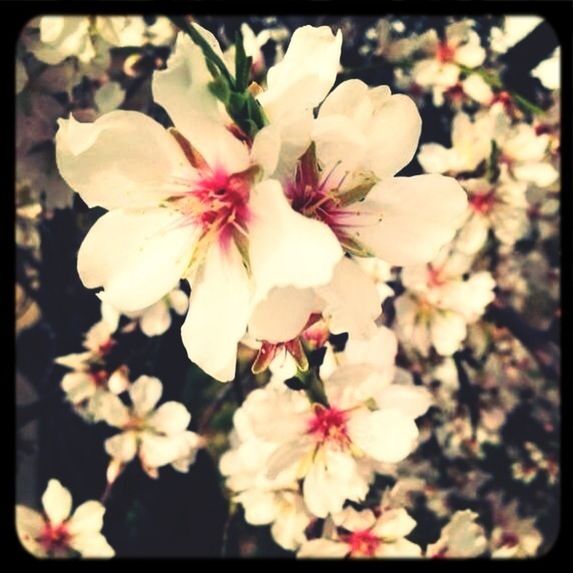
[[16, 479, 114, 558], [418, 111, 497, 175], [55, 321, 128, 419], [395, 251, 496, 356], [457, 170, 529, 254], [100, 376, 200, 478], [237, 333, 431, 518], [490, 16, 543, 54], [298, 506, 421, 558], [426, 510, 487, 558], [412, 21, 486, 90], [56, 25, 343, 382], [101, 288, 189, 337]]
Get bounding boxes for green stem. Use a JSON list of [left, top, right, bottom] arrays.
[[296, 369, 329, 407]]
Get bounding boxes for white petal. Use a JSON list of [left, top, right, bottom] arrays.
[[139, 301, 172, 337], [417, 143, 453, 174], [352, 175, 468, 266], [430, 312, 467, 356], [248, 286, 320, 343], [69, 532, 115, 558], [333, 506, 377, 531], [139, 433, 182, 468], [513, 162, 558, 187], [55, 111, 191, 210], [375, 385, 432, 419], [61, 372, 96, 404], [105, 431, 138, 463], [182, 243, 251, 382], [249, 179, 343, 301], [348, 409, 419, 463], [129, 375, 163, 416], [16, 506, 45, 556], [372, 508, 417, 540], [148, 401, 191, 435], [68, 501, 105, 535], [454, 34, 486, 68], [343, 324, 397, 373], [98, 392, 130, 428], [258, 26, 342, 122], [315, 258, 381, 339], [237, 490, 278, 525], [376, 537, 422, 557], [167, 289, 189, 315], [78, 208, 197, 312], [41, 479, 72, 525], [298, 539, 349, 558]]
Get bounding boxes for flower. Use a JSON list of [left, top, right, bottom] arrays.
[[531, 48, 560, 91], [395, 250, 496, 356], [100, 375, 201, 478], [55, 24, 343, 382], [427, 510, 487, 558], [16, 479, 114, 558], [101, 287, 189, 337], [235, 327, 432, 518], [55, 320, 128, 420], [298, 506, 421, 558]]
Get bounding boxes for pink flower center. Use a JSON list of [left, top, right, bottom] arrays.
[[89, 367, 109, 387], [307, 406, 350, 446], [500, 532, 519, 548], [436, 42, 456, 63], [172, 166, 252, 251], [343, 529, 380, 557], [469, 190, 496, 214], [427, 264, 446, 288], [39, 522, 71, 553]]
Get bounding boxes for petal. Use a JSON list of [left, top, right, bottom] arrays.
[[298, 539, 349, 558], [372, 508, 417, 540], [78, 208, 197, 312], [365, 94, 422, 178], [513, 162, 559, 187], [417, 143, 453, 174], [375, 385, 432, 419], [248, 286, 320, 343], [61, 372, 96, 404], [333, 506, 377, 531], [105, 432, 138, 463], [139, 433, 182, 468], [148, 401, 191, 435], [454, 34, 486, 68], [152, 31, 225, 134], [348, 409, 419, 463], [139, 301, 172, 337], [68, 501, 105, 536], [98, 392, 130, 428], [16, 506, 45, 556], [249, 179, 343, 301], [258, 26, 342, 122], [181, 243, 251, 382], [315, 258, 381, 339], [430, 312, 467, 356], [129, 375, 163, 416], [351, 175, 468, 266], [69, 532, 115, 558], [237, 490, 278, 525], [41, 479, 72, 525], [376, 538, 422, 557], [167, 289, 189, 315], [55, 111, 191, 210], [342, 325, 397, 377]]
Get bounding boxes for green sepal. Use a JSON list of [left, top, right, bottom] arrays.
[[339, 234, 376, 258]]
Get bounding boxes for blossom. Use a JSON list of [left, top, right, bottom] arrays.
[[532, 48, 560, 91], [16, 479, 114, 558], [395, 250, 496, 356], [298, 506, 421, 558], [426, 510, 487, 558], [55, 320, 128, 420], [55, 24, 343, 382], [411, 21, 486, 91], [456, 168, 529, 254], [235, 327, 432, 518], [101, 288, 189, 337], [490, 16, 543, 54], [100, 375, 201, 478]]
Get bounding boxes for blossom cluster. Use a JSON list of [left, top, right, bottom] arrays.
[[16, 14, 560, 558]]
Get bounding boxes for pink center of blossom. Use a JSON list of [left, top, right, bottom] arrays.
[[307, 406, 350, 446], [98, 339, 115, 357], [469, 191, 496, 214], [436, 42, 456, 63], [39, 522, 71, 553], [89, 367, 109, 387], [342, 529, 380, 557], [492, 91, 515, 114], [500, 532, 519, 548], [177, 167, 251, 250], [427, 265, 446, 288], [444, 83, 465, 101]]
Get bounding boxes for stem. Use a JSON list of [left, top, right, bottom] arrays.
[[297, 369, 329, 407]]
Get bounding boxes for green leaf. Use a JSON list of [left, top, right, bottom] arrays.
[[234, 29, 250, 92], [208, 76, 231, 106], [339, 234, 376, 258]]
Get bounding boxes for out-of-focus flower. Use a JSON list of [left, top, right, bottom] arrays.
[[16, 479, 114, 558], [490, 16, 543, 54], [55, 321, 128, 420], [395, 250, 496, 356], [101, 288, 189, 337], [532, 48, 560, 91], [100, 375, 201, 478], [426, 510, 487, 558], [94, 81, 125, 115], [298, 506, 421, 558]]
